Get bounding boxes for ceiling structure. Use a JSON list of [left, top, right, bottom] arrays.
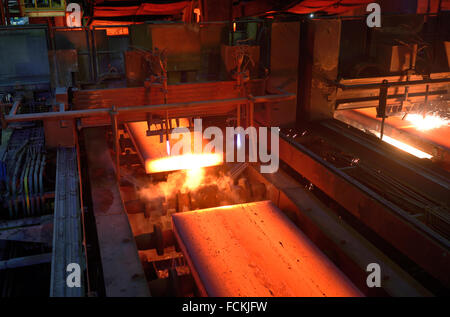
[[77, 0, 450, 26], [86, 0, 379, 24]]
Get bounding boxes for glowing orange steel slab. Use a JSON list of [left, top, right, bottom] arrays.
[[335, 108, 450, 163], [147, 153, 222, 173], [172, 201, 363, 297], [126, 121, 223, 173], [355, 108, 450, 150]]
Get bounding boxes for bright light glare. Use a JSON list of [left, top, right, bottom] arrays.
[[375, 132, 432, 159], [404, 114, 449, 131], [146, 153, 223, 174], [184, 168, 205, 190]]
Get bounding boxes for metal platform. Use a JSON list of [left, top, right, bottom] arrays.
[[172, 200, 362, 297]]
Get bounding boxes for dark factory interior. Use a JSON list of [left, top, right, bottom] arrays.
[[0, 0, 449, 298]]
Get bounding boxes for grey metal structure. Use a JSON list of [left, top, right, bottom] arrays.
[[50, 147, 84, 297]]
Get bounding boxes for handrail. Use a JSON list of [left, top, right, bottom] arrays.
[[5, 92, 295, 123]]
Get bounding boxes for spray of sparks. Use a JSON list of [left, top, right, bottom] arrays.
[[404, 114, 450, 131]]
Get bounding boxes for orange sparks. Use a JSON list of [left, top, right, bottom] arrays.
[[404, 114, 449, 131]]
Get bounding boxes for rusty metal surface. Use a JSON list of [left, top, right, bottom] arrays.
[[84, 127, 150, 297], [278, 134, 450, 287], [72, 80, 263, 109], [43, 119, 77, 148], [172, 200, 362, 297], [297, 19, 341, 121]]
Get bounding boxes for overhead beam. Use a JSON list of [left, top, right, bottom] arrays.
[[5, 92, 295, 123]]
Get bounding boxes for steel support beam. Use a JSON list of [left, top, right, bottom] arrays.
[[0, 253, 52, 270], [0, 214, 53, 230], [83, 127, 150, 297], [336, 76, 450, 90], [0, 222, 53, 244]]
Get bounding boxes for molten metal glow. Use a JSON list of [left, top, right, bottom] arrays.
[[145, 153, 223, 174], [184, 168, 205, 190], [376, 133, 433, 159], [404, 114, 449, 131]]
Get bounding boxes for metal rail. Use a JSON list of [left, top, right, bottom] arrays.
[[50, 147, 84, 297], [335, 77, 450, 90], [173, 201, 363, 297], [334, 74, 450, 137], [5, 92, 295, 123]]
